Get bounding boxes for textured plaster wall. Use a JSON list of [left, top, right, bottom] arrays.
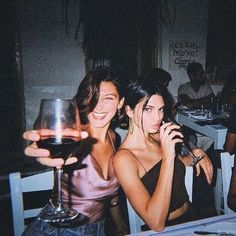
[[17, 0, 85, 130]]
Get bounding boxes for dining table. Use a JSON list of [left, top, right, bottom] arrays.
[[174, 108, 228, 149], [126, 212, 236, 235]]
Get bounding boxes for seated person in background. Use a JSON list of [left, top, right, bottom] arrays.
[[113, 77, 213, 232], [221, 70, 236, 107], [178, 62, 214, 152], [178, 62, 215, 109]]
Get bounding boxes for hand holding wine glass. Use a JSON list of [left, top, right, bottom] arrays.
[[23, 130, 88, 168], [34, 98, 85, 223]]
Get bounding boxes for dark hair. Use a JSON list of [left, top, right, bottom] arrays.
[[74, 66, 123, 124], [187, 62, 203, 77], [125, 76, 167, 111], [148, 68, 172, 86]]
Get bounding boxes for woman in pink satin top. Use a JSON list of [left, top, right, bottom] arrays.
[[22, 66, 127, 236]]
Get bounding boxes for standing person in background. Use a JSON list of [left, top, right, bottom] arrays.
[[22, 66, 128, 236], [113, 77, 213, 232]]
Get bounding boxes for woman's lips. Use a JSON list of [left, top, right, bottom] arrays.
[[152, 124, 161, 129], [92, 112, 106, 120]]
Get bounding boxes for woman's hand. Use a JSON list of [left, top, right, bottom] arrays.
[[159, 122, 183, 161], [192, 148, 213, 184], [23, 129, 88, 168]]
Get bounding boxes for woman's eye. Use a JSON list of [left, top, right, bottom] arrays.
[[105, 96, 115, 101], [144, 107, 152, 112]]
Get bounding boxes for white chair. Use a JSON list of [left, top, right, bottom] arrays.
[[126, 166, 193, 234], [220, 152, 235, 214], [9, 170, 54, 236]]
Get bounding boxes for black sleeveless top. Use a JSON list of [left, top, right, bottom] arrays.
[[141, 158, 189, 212]]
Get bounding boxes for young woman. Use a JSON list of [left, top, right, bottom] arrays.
[[113, 78, 213, 232], [22, 66, 127, 236]]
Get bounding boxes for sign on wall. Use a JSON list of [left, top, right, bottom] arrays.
[[169, 40, 201, 70]]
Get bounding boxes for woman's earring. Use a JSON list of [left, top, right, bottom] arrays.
[[117, 108, 121, 118], [129, 118, 134, 134]]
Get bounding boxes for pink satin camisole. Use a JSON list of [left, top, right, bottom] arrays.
[[60, 132, 119, 223]]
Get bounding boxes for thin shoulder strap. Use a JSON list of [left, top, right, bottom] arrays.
[[118, 148, 147, 173]]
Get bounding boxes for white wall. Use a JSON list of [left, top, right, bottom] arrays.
[[17, 0, 85, 129], [18, 0, 210, 129], [158, 0, 209, 101]]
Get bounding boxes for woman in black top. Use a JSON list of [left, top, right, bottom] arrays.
[[113, 77, 213, 232]]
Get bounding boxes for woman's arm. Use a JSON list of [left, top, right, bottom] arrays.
[[179, 148, 213, 184], [113, 150, 174, 232]]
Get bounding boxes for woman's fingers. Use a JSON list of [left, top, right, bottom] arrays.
[[64, 157, 78, 165], [23, 129, 88, 168], [23, 130, 40, 141], [36, 156, 78, 168], [24, 144, 50, 157], [194, 157, 213, 184], [23, 129, 88, 141], [36, 157, 64, 168], [81, 131, 89, 139]]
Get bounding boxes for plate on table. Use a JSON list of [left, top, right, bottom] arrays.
[[188, 114, 208, 120]]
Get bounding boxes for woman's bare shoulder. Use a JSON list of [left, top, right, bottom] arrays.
[[113, 145, 138, 166]]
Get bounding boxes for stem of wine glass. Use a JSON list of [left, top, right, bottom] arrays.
[[181, 142, 197, 159], [55, 168, 63, 212]]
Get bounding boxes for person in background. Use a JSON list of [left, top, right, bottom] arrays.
[[221, 70, 236, 107], [147, 68, 175, 117], [178, 62, 218, 216], [222, 71, 236, 211], [22, 66, 128, 236], [113, 77, 213, 232], [177, 62, 215, 151], [178, 62, 215, 109]]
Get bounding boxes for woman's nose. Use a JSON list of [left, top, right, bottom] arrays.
[[96, 99, 104, 111], [156, 111, 162, 121]]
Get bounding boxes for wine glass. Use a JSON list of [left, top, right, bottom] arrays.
[[35, 99, 82, 223]]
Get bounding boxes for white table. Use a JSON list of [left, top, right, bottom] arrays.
[[127, 212, 236, 235], [175, 112, 227, 149]]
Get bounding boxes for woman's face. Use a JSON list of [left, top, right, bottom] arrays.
[[88, 81, 123, 128], [133, 94, 165, 134]]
